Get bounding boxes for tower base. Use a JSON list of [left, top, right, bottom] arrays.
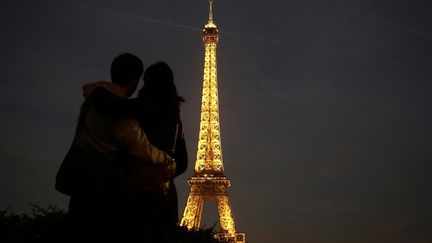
[[214, 232, 246, 243]]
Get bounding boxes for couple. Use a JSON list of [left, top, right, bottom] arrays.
[[55, 53, 187, 242]]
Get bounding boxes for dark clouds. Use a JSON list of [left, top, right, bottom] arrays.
[[1, 0, 432, 242]]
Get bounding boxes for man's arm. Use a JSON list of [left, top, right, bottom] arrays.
[[114, 118, 176, 175]]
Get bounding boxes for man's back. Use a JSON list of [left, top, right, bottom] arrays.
[[75, 82, 174, 168], [74, 101, 119, 155]]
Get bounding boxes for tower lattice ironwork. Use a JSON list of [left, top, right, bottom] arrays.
[[180, 1, 245, 242]]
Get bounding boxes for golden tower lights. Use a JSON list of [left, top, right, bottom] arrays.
[[180, 1, 245, 242]]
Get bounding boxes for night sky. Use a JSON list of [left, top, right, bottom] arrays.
[[1, 0, 432, 242]]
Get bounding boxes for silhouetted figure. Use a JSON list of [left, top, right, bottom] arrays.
[[85, 62, 188, 242], [55, 54, 175, 242]]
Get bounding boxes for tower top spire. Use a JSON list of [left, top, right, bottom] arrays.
[[209, 0, 214, 23], [205, 0, 217, 29]]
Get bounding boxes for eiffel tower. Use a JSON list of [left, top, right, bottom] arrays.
[[180, 1, 245, 242]]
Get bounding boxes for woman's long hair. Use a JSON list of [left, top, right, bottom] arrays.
[[138, 62, 185, 116]]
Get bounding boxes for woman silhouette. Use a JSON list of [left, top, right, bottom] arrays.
[[136, 62, 188, 225]]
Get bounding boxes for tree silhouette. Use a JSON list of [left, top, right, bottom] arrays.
[[1, 204, 218, 243]]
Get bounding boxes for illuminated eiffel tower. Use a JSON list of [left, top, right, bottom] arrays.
[[180, 1, 245, 242]]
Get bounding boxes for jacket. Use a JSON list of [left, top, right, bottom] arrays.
[[81, 82, 179, 193], [86, 83, 188, 222], [56, 82, 175, 196]]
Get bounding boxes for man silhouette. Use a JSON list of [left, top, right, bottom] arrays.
[[56, 53, 175, 242]]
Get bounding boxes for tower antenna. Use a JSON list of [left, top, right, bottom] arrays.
[[209, 0, 214, 23]]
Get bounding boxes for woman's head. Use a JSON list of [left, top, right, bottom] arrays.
[[138, 62, 184, 105]]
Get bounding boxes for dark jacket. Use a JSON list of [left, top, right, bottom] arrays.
[[87, 84, 188, 222], [55, 82, 175, 197]]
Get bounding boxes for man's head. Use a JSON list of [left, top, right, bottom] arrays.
[[110, 53, 144, 97]]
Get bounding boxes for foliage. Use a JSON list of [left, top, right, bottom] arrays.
[[175, 226, 219, 243], [0, 204, 67, 243], [0, 205, 218, 243]]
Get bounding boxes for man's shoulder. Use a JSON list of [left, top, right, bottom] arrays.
[[83, 81, 124, 98], [86, 104, 138, 124]]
